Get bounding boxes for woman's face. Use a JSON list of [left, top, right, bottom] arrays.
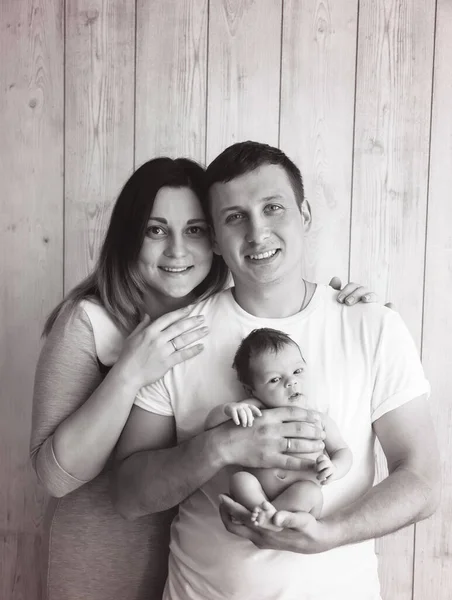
[[138, 186, 213, 302]]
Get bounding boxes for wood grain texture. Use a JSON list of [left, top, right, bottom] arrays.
[[0, 534, 44, 600], [0, 0, 63, 597], [135, 0, 208, 165], [64, 0, 135, 291], [413, 1, 452, 598], [350, 1, 436, 597], [206, 0, 281, 163], [279, 0, 358, 284]]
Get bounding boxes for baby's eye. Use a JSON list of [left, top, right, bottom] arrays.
[[269, 377, 281, 384], [294, 368, 304, 375]]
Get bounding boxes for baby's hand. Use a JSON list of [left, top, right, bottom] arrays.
[[315, 454, 335, 485], [224, 402, 262, 427]]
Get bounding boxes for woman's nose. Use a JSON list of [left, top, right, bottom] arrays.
[[164, 235, 188, 258]]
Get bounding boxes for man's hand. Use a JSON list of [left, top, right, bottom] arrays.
[[329, 277, 396, 310], [224, 402, 262, 427], [219, 494, 335, 554], [315, 455, 335, 485], [217, 406, 325, 471]]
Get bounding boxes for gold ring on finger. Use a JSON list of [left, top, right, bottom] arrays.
[[170, 338, 178, 352], [286, 438, 291, 452]]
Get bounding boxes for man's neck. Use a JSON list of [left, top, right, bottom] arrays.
[[232, 277, 313, 318]]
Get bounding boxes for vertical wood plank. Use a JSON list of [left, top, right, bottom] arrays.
[[279, 0, 358, 283], [0, 0, 64, 598], [135, 0, 208, 165], [414, 0, 452, 597], [206, 0, 282, 163], [350, 1, 436, 598], [65, 0, 135, 290]]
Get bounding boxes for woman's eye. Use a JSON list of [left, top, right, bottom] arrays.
[[225, 213, 244, 224], [186, 226, 208, 237], [146, 226, 166, 237]]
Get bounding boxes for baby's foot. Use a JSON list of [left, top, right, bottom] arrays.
[[251, 501, 283, 531]]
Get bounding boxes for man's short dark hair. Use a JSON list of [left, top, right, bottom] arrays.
[[232, 327, 301, 387], [205, 141, 305, 220]]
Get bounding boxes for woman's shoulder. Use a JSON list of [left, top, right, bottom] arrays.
[[78, 299, 126, 365]]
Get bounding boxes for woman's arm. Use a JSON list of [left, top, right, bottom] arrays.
[[30, 304, 208, 497]]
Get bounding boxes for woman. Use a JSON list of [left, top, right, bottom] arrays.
[[30, 157, 375, 600]]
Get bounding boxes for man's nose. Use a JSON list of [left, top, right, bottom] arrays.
[[245, 218, 270, 244]]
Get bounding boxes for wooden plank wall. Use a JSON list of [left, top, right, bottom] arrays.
[[1, 1, 450, 599]]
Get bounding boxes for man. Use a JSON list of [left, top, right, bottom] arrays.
[[113, 142, 440, 599]]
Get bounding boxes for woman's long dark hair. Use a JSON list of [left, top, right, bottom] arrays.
[[43, 158, 229, 336]]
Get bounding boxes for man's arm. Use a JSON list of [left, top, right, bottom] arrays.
[[219, 394, 441, 553], [112, 405, 326, 519]]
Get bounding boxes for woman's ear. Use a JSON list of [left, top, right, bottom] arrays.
[[301, 200, 312, 231]]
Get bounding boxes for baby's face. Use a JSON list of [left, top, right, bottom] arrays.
[[249, 343, 307, 408]]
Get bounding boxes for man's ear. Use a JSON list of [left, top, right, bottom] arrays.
[[300, 200, 312, 231], [210, 225, 222, 256]]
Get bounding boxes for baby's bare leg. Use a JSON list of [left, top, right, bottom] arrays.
[[254, 481, 323, 531], [272, 480, 323, 518], [230, 471, 268, 510]]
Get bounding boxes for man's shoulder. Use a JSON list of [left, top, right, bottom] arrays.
[[185, 288, 235, 319]]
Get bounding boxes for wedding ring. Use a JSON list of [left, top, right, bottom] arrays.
[[170, 338, 178, 352], [286, 438, 291, 452]]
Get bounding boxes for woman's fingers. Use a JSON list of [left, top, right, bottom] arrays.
[[159, 314, 206, 343], [168, 343, 205, 367], [150, 305, 192, 332], [169, 325, 209, 352]]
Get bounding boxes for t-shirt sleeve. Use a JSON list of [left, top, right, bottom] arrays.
[[371, 310, 430, 422], [135, 378, 174, 416], [30, 305, 104, 497]]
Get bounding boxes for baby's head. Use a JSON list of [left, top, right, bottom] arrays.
[[232, 328, 307, 408]]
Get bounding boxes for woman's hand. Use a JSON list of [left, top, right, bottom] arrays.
[[114, 306, 208, 391], [329, 277, 396, 310]]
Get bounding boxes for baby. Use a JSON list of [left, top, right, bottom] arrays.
[[205, 328, 353, 530]]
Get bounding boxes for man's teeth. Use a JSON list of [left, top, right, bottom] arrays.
[[161, 267, 190, 272], [248, 249, 278, 260]]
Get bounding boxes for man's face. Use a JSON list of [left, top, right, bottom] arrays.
[[209, 164, 310, 288]]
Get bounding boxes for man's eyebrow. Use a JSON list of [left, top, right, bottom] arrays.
[[219, 195, 284, 216], [148, 217, 207, 224]]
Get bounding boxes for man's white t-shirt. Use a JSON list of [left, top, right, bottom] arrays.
[[135, 285, 430, 600]]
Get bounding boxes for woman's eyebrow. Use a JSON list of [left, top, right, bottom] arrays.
[[148, 217, 207, 224]]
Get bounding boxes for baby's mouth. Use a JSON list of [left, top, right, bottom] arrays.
[[288, 391, 302, 401]]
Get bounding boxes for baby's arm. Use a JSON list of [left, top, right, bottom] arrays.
[[204, 399, 264, 430], [315, 415, 353, 485]]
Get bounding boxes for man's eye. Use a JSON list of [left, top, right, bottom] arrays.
[[225, 213, 244, 223], [265, 204, 283, 214]]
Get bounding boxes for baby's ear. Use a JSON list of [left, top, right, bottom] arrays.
[[243, 384, 254, 397]]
